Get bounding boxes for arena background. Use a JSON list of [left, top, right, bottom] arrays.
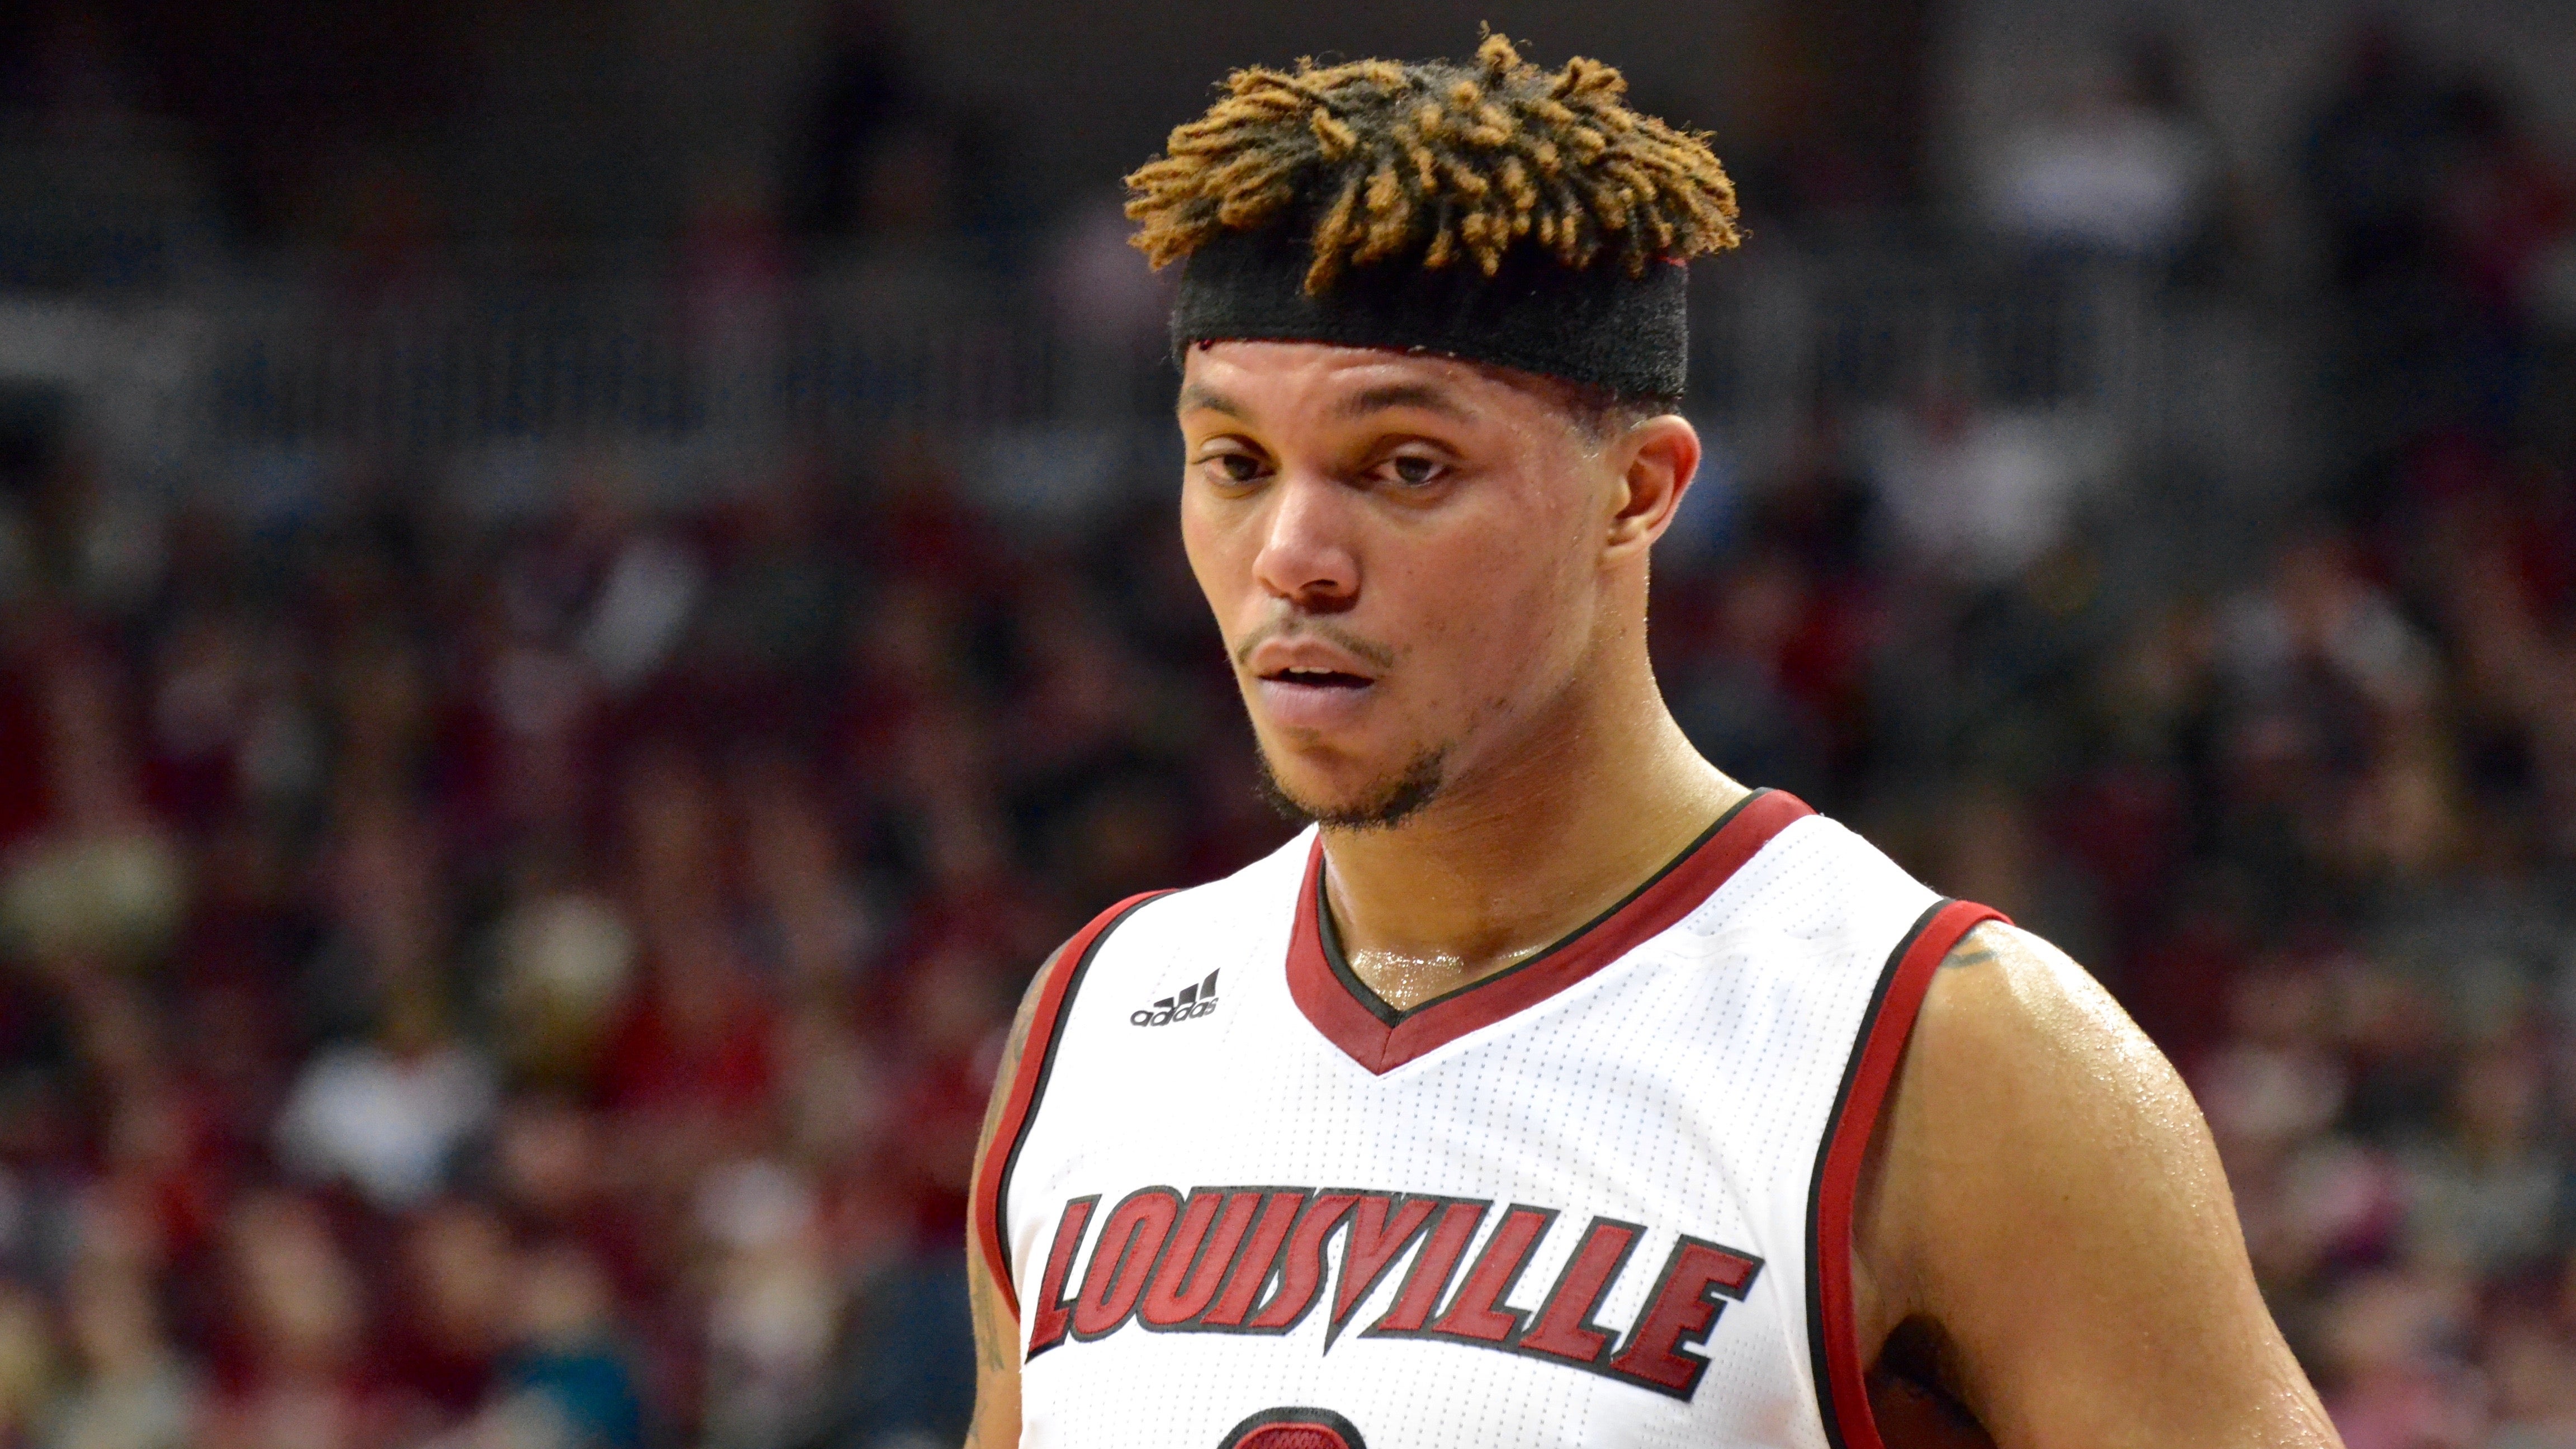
[[2, 2, 2575, 1445]]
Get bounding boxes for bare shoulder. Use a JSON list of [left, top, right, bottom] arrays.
[[1910, 921, 2204, 1148], [1861, 921, 2229, 1334], [1855, 921, 2341, 1448]]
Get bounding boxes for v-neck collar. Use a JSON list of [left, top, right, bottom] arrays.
[[1286, 788, 1813, 1074]]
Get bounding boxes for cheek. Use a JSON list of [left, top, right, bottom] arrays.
[[1492, 511, 1603, 700], [1396, 519, 1588, 703], [1177, 491, 1239, 617]]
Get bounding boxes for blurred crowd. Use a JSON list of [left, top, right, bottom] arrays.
[[1, 10, 2574, 1449], [0, 434, 1296, 1448]]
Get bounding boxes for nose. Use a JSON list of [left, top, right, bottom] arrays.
[[1251, 471, 1359, 613]]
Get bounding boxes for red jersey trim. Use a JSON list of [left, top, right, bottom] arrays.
[[1287, 788, 1816, 1076], [973, 890, 1173, 1319], [1805, 897, 2007, 1449]]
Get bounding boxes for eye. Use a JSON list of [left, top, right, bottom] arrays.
[[1196, 447, 1270, 486], [1379, 453, 1446, 487]]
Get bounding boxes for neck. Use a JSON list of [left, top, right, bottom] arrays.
[[1318, 647, 1745, 1010]]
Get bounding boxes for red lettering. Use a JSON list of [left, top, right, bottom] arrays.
[[1196, 1190, 1310, 1327], [1071, 1188, 1181, 1339], [1328, 1195, 1440, 1346], [1366, 1200, 1488, 1335], [1028, 1182, 1758, 1407], [1429, 1205, 1555, 1344], [1516, 1216, 1642, 1365], [1246, 1192, 1361, 1329], [1022, 1195, 1097, 1358], [1140, 1190, 1261, 1327], [1606, 1237, 1761, 1396]]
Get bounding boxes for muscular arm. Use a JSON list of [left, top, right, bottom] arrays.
[[963, 948, 1062, 1449], [1854, 922, 2341, 1449]]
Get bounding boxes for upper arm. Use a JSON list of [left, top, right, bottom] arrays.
[[1854, 922, 2341, 1449], [962, 946, 1062, 1449]]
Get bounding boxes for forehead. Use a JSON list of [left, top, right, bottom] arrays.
[[1178, 341, 1568, 429]]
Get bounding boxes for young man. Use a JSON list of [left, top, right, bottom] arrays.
[[964, 37, 2340, 1449]]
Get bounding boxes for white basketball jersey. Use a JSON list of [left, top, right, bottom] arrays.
[[974, 790, 2001, 1449]]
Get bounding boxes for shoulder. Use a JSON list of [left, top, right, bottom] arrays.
[[1883, 921, 2208, 1212], [1912, 922, 2145, 1066], [1902, 922, 2195, 1142], [1865, 923, 2246, 1351], [1852, 922, 2327, 1441], [1857, 918, 2218, 1318]]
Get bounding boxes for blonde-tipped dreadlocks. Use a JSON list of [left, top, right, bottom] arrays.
[[1126, 34, 1741, 294]]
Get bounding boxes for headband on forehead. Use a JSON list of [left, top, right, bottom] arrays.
[[1169, 221, 1690, 400]]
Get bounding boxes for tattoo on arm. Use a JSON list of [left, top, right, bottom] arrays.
[[1942, 927, 2004, 971], [972, 1266, 1013, 1373]]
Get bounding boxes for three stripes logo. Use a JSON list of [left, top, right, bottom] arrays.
[[1132, 971, 1220, 1026]]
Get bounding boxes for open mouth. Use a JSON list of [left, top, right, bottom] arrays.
[[1262, 665, 1374, 690]]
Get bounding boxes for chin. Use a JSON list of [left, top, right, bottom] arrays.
[[1254, 742, 1449, 832]]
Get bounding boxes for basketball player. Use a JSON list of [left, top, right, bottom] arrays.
[[962, 37, 2341, 1449]]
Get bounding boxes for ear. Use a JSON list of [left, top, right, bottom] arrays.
[[1603, 414, 1701, 561]]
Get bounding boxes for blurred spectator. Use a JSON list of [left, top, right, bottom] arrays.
[[490, 879, 636, 1088], [2436, 84, 2575, 332], [696, 1161, 835, 1449], [2401, 1041, 2560, 1275], [784, 6, 916, 244], [0, 1282, 55, 1448], [48, 1261, 200, 1449], [202, 1192, 376, 1449], [1860, 381, 2097, 585], [507, 1245, 644, 1449], [679, 169, 790, 443], [2483, 1300, 2576, 1448], [2316, 1268, 2485, 1449], [1983, 37, 2218, 261], [2304, 23, 2459, 302], [1, 639, 186, 975], [381, 1202, 513, 1420], [273, 992, 498, 1212]]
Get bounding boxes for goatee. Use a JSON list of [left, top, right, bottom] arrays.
[[1254, 745, 1448, 831]]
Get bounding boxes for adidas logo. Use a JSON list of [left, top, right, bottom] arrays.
[[1131, 971, 1220, 1026]]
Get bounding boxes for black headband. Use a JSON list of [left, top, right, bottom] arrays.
[[1169, 223, 1689, 399]]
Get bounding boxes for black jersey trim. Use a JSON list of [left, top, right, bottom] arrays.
[[984, 890, 1171, 1314], [1802, 898, 2005, 1449], [1313, 788, 1774, 1027]]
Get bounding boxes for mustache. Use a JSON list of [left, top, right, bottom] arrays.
[[1230, 616, 1399, 673]]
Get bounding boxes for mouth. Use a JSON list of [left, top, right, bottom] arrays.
[[1249, 660, 1380, 732], [1259, 664, 1375, 692]]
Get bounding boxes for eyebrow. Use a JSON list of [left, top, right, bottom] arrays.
[[1175, 384, 1248, 419], [1336, 383, 1475, 424], [1175, 380, 1479, 425]]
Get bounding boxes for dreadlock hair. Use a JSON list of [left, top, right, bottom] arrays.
[[1125, 33, 1742, 297]]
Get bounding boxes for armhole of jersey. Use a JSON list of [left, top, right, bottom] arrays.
[[973, 890, 1172, 1319], [1805, 897, 2007, 1449]]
